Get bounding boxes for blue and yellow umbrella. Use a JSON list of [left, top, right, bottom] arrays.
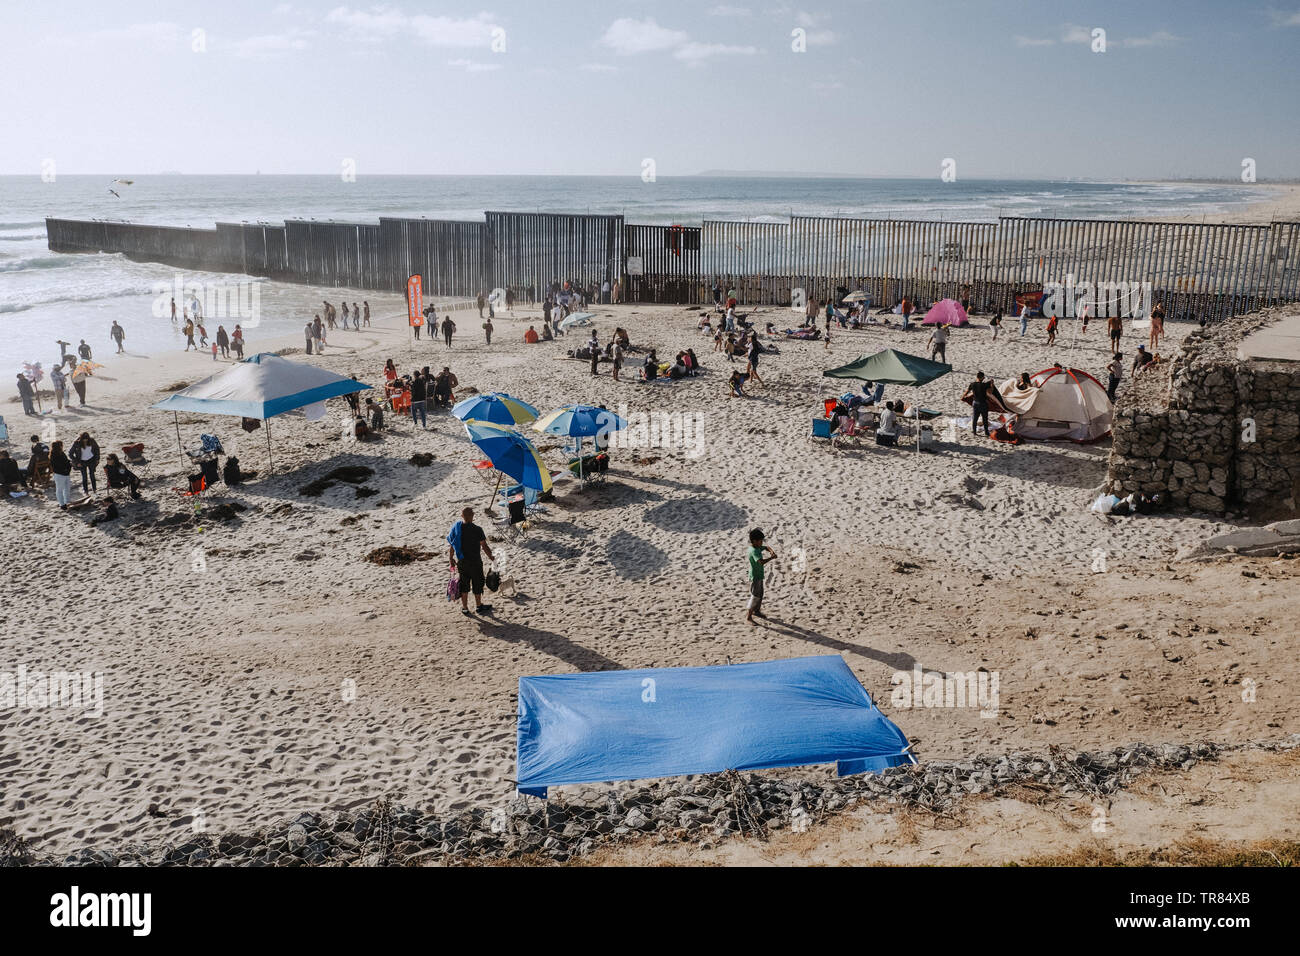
[[452, 392, 539, 426], [463, 420, 552, 493], [532, 404, 627, 439]]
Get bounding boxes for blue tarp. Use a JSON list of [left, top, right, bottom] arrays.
[[516, 655, 914, 797]]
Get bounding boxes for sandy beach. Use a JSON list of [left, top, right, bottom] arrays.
[[4, 286, 1298, 859]]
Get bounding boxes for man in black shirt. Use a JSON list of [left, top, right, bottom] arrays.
[[447, 507, 493, 616], [963, 370, 1000, 437], [409, 368, 428, 429]]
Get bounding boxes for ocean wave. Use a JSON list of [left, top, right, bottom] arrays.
[[0, 256, 74, 273], [0, 221, 48, 230]]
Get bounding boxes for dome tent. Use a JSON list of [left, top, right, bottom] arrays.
[[967, 366, 1112, 442]]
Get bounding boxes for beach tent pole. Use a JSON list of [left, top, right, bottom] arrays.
[[487, 472, 502, 508], [265, 418, 274, 475], [173, 412, 182, 456]]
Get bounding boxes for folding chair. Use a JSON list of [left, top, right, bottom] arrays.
[[492, 492, 529, 542], [121, 443, 151, 480], [810, 416, 834, 444]]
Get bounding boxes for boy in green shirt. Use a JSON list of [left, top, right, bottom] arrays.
[[745, 527, 777, 625]]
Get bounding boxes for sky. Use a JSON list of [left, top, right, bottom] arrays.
[[2, 0, 1299, 180]]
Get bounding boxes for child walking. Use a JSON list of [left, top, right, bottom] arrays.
[[745, 528, 777, 625]]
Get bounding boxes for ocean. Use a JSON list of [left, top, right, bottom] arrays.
[[0, 174, 1272, 375]]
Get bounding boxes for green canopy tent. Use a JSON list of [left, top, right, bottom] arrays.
[[822, 348, 952, 450]]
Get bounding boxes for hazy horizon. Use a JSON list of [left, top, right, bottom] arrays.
[[4, 1, 1299, 180]]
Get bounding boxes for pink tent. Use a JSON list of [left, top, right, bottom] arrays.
[[921, 299, 970, 326]]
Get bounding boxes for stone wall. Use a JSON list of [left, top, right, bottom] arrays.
[[1107, 308, 1300, 518]]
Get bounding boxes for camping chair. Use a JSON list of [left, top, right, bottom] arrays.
[[121, 443, 151, 480], [492, 492, 530, 542], [832, 414, 868, 450], [810, 416, 834, 444], [499, 483, 546, 516], [0, 415, 9, 450], [567, 453, 607, 486]]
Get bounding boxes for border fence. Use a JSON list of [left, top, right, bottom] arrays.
[[45, 212, 1300, 321]]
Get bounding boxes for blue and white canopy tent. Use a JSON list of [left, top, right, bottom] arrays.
[[152, 353, 370, 473], [516, 655, 914, 797]]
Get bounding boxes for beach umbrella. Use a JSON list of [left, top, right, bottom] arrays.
[[532, 404, 627, 438], [559, 311, 595, 331], [842, 290, 870, 303], [463, 420, 552, 496], [452, 392, 539, 426], [533, 404, 627, 482], [921, 299, 969, 326]]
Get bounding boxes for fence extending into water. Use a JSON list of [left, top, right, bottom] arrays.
[[46, 211, 1300, 321]]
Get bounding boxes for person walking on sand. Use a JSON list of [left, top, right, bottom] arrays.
[[1045, 313, 1058, 346], [612, 338, 625, 381], [313, 316, 325, 353], [231, 325, 244, 358], [216, 325, 229, 358], [1108, 313, 1123, 355], [990, 308, 1002, 341], [304, 321, 314, 355], [16, 374, 36, 416], [1149, 301, 1165, 352], [442, 315, 455, 348], [962, 370, 998, 438], [353, 302, 361, 330], [340, 302, 350, 328], [70, 431, 100, 494], [71, 367, 87, 405], [1106, 353, 1125, 401], [745, 527, 776, 625], [476, 292, 485, 319], [110, 321, 125, 354], [49, 440, 73, 509], [927, 323, 948, 363], [50, 364, 67, 410], [588, 330, 600, 376], [362, 301, 370, 327], [447, 506, 494, 616], [483, 315, 493, 346], [170, 297, 178, 324], [1019, 301, 1031, 337], [746, 332, 765, 388], [197, 322, 208, 347]]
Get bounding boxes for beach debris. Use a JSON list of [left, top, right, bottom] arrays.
[[298, 465, 375, 497], [29, 737, 1291, 868], [157, 381, 191, 392], [409, 453, 435, 467], [365, 545, 435, 566], [355, 486, 378, 499]]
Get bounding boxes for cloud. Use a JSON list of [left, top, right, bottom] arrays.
[[1268, 10, 1300, 27], [231, 30, 312, 58], [325, 7, 500, 47], [600, 17, 690, 55], [55, 21, 185, 49], [447, 58, 501, 71], [579, 63, 617, 72], [1119, 30, 1182, 47], [675, 41, 758, 61], [709, 4, 752, 14], [811, 80, 842, 90], [1060, 23, 1092, 44]]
